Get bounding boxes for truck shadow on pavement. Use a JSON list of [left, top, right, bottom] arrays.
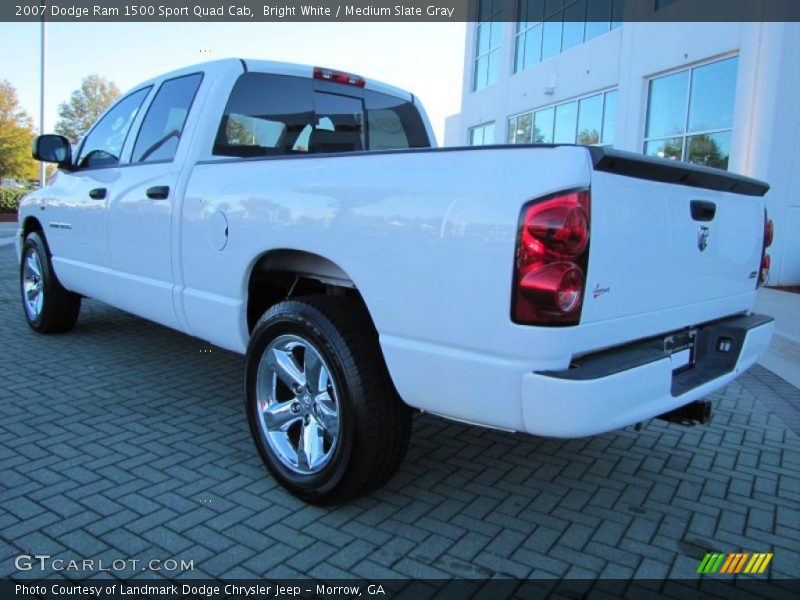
[[1, 251, 798, 580]]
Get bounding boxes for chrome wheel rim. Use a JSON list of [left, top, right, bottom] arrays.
[[255, 334, 341, 475], [22, 249, 44, 320]]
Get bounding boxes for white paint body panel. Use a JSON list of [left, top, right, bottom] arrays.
[[16, 59, 773, 439]]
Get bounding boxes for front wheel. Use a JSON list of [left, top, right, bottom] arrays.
[[245, 296, 411, 505], [20, 232, 81, 333]]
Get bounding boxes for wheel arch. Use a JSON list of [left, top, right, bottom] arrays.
[[19, 216, 47, 260], [22, 216, 44, 240], [245, 248, 373, 333]]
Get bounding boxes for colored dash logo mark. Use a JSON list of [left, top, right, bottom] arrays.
[[697, 552, 773, 574]]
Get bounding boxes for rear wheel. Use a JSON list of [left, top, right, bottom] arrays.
[[20, 232, 81, 333], [245, 296, 411, 505]]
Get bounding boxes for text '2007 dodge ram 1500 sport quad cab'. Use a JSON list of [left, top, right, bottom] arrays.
[[19, 58, 775, 504]]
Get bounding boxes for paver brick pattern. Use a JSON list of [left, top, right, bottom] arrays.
[[0, 246, 799, 580]]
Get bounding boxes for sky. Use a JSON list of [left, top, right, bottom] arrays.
[[0, 21, 466, 144]]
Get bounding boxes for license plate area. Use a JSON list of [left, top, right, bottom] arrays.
[[664, 330, 697, 374]]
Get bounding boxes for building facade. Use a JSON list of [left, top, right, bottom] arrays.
[[444, 1, 800, 285]]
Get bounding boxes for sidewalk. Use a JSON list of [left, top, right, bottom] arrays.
[[755, 287, 800, 389]]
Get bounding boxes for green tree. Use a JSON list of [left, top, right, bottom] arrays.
[[687, 134, 728, 170], [55, 74, 120, 143], [225, 115, 257, 146], [0, 80, 38, 181], [577, 128, 600, 145]]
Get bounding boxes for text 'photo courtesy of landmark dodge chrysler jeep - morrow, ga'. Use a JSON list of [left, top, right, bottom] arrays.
[[18, 59, 775, 504]]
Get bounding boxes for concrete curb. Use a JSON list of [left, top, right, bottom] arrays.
[[758, 332, 800, 390], [755, 288, 800, 390]]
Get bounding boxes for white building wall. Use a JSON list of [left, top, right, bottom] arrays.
[[445, 20, 799, 284]]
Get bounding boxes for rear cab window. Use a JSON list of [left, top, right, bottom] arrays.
[[213, 72, 430, 158], [364, 89, 430, 150]]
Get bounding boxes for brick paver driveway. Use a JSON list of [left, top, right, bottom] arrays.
[[1, 244, 799, 580]]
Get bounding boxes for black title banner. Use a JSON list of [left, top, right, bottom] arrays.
[[3, 0, 800, 22]]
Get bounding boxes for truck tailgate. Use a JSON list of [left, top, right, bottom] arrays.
[[582, 151, 767, 326]]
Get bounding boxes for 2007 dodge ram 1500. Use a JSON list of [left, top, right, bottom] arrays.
[[18, 59, 775, 504]]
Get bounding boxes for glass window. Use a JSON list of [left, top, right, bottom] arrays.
[[487, 49, 501, 88], [477, 20, 492, 56], [364, 90, 430, 151], [601, 89, 617, 145], [311, 93, 364, 153], [644, 56, 738, 170], [509, 88, 616, 147], [687, 57, 738, 133], [479, 0, 503, 19], [655, 0, 680, 10], [473, 1, 503, 91], [214, 73, 314, 157], [544, 0, 565, 15], [686, 131, 731, 170], [509, 113, 534, 144], [585, 0, 611, 40], [577, 94, 602, 145], [554, 101, 578, 143], [645, 70, 689, 138], [484, 122, 496, 144], [610, 0, 625, 26], [215, 73, 429, 158], [132, 73, 202, 163], [474, 57, 489, 93], [516, 23, 543, 71], [507, 117, 517, 144], [469, 122, 495, 146], [76, 87, 150, 169], [520, 0, 545, 22], [644, 137, 682, 161], [533, 107, 555, 143], [542, 16, 563, 60], [562, 1, 586, 51], [515, 0, 622, 72]]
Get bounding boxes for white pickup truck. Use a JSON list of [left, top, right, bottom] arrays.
[[19, 58, 775, 504]]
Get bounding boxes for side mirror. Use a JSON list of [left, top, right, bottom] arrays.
[[32, 135, 72, 167]]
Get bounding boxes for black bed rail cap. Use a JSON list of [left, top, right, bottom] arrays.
[[585, 146, 769, 197]]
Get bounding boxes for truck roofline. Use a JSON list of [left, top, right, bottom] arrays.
[[121, 58, 416, 104], [241, 58, 414, 102]]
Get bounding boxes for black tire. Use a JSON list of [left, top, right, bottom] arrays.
[[245, 295, 412, 505], [20, 232, 81, 333]]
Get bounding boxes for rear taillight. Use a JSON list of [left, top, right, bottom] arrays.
[[313, 66, 366, 88], [758, 209, 773, 287], [512, 190, 590, 325]]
